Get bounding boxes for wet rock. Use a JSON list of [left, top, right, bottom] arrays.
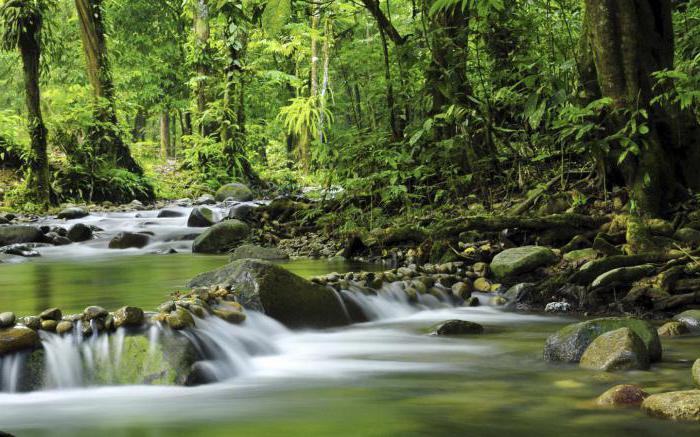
[[0, 243, 46, 257], [166, 307, 195, 330], [563, 248, 598, 263], [83, 306, 108, 321], [39, 307, 62, 321], [158, 301, 176, 313], [433, 320, 484, 336], [56, 321, 74, 335], [194, 194, 216, 205], [693, 359, 700, 387], [674, 227, 700, 244], [57, 207, 89, 220], [22, 316, 40, 330], [591, 264, 656, 288], [113, 306, 145, 328], [40, 320, 57, 332], [490, 296, 507, 306], [473, 277, 491, 292], [658, 321, 689, 337], [212, 302, 246, 324], [215, 183, 253, 202], [157, 209, 184, 218], [0, 312, 15, 328], [109, 232, 150, 249], [596, 384, 648, 407], [0, 225, 44, 246], [504, 283, 535, 303], [579, 328, 650, 371], [192, 220, 249, 254], [187, 207, 216, 227], [490, 246, 559, 279], [544, 317, 661, 363], [229, 244, 288, 261], [187, 259, 351, 329], [465, 296, 480, 307], [672, 310, 700, 331], [0, 326, 39, 355], [642, 390, 700, 421], [545, 301, 572, 313], [472, 262, 489, 277], [228, 204, 255, 220], [451, 281, 472, 299], [49, 234, 72, 246]]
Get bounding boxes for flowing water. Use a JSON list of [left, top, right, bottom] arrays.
[[0, 206, 699, 436]]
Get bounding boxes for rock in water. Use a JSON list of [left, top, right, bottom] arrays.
[[215, 183, 253, 202], [228, 204, 255, 220], [490, 246, 559, 279], [0, 312, 15, 328], [0, 327, 39, 355], [39, 308, 61, 321], [230, 244, 288, 261], [67, 223, 93, 242], [642, 390, 700, 421], [113, 306, 145, 328], [157, 209, 184, 218], [657, 321, 689, 337], [109, 232, 150, 249], [433, 320, 484, 335], [0, 226, 44, 247], [693, 359, 700, 387], [187, 259, 351, 328], [192, 220, 249, 254], [596, 384, 648, 407], [57, 207, 89, 220], [187, 207, 216, 227], [544, 317, 661, 363], [673, 310, 700, 331], [194, 194, 216, 205], [579, 328, 650, 371]]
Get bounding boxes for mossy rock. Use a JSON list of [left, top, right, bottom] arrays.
[[544, 317, 661, 363], [563, 248, 598, 263], [230, 244, 288, 261], [433, 320, 484, 336], [657, 321, 689, 337], [192, 220, 249, 254], [215, 183, 253, 202], [0, 326, 39, 355], [187, 207, 216, 227], [57, 207, 89, 220], [673, 310, 700, 331], [0, 226, 44, 247], [187, 259, 351, 328], [642, 390, 700, 421], [579, 328, 650, 371], [596, 384, 648, 407], [490, 246, 559, 279], [693, 359, 700, 387]]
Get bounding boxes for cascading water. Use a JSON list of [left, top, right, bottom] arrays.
[[0, 352, 24, 393]]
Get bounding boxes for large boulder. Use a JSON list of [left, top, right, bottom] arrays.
[[57, 207, 89, 220], [490, 246, 558, 279], [187, 259, 351, 328], [192, 220, 249, 254], [0, 326, 40, 355], [0, 226, 44, 247], [67, 223, 93, 242], [215, 183, 253, 202], [642, 390, 700, 421], [228, 204, 256, 221], [109, 232, 150, 249], [544, 317, 661, 363], [673, 310, 700, 331], [579, 328, 650, 371], [230, 244, 288, 261], [187, 207, 216, 227]]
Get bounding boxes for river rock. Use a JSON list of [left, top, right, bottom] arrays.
[[157, 209, 184, 218], [40, 320, 57, 332], [0, 243, 45, 257], [451, 281, 472, 299], [187, 259, 351, 328], [504, 283, 535, 303], [211, 302, 246, 324], [109, 232, 150, 249], [0, 225, 44, 246], [57, 207, 89, 220], [194, 194, 216, 205], [590, 264, 656, 288], [0, 326, 39, 355], [693, 359, 700, 387], [642, 390, 700, 421], [215, 183, 253, 202], [473, 277, 491, 292], [672, 310, 700, 331], [39, 307, 62, 321], [579, 328, 650, 371], [563, 248, 598, 263], [230, 244, 288, 261], [227, 204, 255, 220], [113, 306, 145, 328], [596, 384, 648, 407], [83, 306, 108, 320], [67, 223, 93, 242], [0, 312, 15, 328], [187, 207, 216, 227], [56, 320, 74, 335], [544, 317, 661, 363], [674, 227, 700, 244], [192, 220, 249, 254], [165, 307, 195, 330], [490, 246, 558, 279], [22, 316, 40, 330], [433, 320, 484, 336], [658, 321, 689, 337]]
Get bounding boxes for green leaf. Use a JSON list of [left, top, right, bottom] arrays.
[[262, 0, 291, 37]]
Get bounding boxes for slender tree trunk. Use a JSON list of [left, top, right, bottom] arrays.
[[194, 0, 212, 136], [19, 30, 49, 207], [318, 19, 332, 143], [75, 0, 142, 175], [379, 25, 400, 140], [160, 110, 170, 159], [132, 107, 147, 142]]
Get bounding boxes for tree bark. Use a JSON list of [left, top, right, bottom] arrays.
[[379, 25, 400, 140], [194, 0, 213, 136], [160, 110, 170, 159], [360, 0, 406, 46]]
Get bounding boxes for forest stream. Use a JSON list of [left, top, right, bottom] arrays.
[[0, 204, 698, 436]]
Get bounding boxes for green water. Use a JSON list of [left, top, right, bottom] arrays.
[[0, 254, 378, 316]]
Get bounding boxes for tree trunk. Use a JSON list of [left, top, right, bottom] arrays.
[[379, 25, 400, 140], [584, 0, 700, 216], [75, 0, 142, 174], [160, 110, 170, 160], [194, 0, 212, 136], [19, 28, 49, 207], [360, 0, 406, 46], [318, 19, 332, 144], [131, 107, 147, 142]]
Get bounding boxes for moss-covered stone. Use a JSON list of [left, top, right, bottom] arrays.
[[57, 207, 89, 220], [211, 302, 246, 324], [187, 207, 216, 227], [230, 244, 288, 261], [187, 259, 351, 328], [0, 225, 44, 247], [693, 359, 700, 387], [657, 321, 689, 337], [0, 326, 39, 355], [596, 384, 648, 407], [590, 264, 656, 288], [579, 328, 650, 371], [215, 183, 253, 202], [433, 320, 484, 336], [563, 248, 598, 263], [113, 306, 145, 328], [490, 246, 559, 279], [192, 220, 249, 254], [544, 317, 661, 363], [642, 390, 700, 421]]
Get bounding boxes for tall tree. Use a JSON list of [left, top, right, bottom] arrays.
[[0, 0, 52, 207], [584, 0, 700, 216], [75, 0, 142, 174]]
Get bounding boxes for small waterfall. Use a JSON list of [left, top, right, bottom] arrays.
[[0, 352, 25, 393], [341, 281, 453, 321]]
